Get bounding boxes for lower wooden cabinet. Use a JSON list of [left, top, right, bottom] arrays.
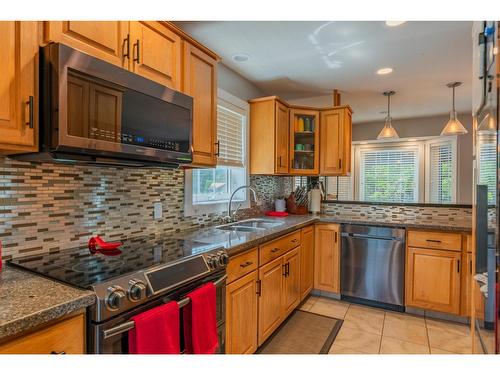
[[258, 256, 284, 345], [300, 226, 314, 300], [314, 223, 340, 293], [225, 270, 258, 354], [282, 247, 301, 317], [406, 247, 462, 314], [0, 313, 85, 354]]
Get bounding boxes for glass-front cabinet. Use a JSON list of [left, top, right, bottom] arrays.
[[289, 108, 320, 174]]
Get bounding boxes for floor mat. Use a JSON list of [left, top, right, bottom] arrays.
[[257, 310, 343, 354]]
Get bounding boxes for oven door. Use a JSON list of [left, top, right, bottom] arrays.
[[89, 273, 226, 354]]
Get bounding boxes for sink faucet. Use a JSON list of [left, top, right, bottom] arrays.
[[224, 185, 258, 223]]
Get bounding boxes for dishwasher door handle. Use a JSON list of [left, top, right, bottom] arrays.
[[342, 233, 405, 242]]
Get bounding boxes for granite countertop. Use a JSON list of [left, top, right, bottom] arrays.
[[0, 266, 95, 342], [175, 213, 472, 257]]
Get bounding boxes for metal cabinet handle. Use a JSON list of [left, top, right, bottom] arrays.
[[122, 34, 130, 59], [215, 141, 220, 157], [133, 39, 140, 63], [469, 259, 472, 274], [270, 248, 280, 253], [334, 231, 338, 243], [282, 263, 287, 276], [50, 351, 66, 355], [278, 156, 282, 167], [338, 158, 342, 169], [256, 280, 261, 296], [26, 96, 34, 129], [426, 239, 442, 243], [457, 260, 460, 273], [291, 239, 298, 244], [285, 262, 290, 277], [240, 261, 253, 268]]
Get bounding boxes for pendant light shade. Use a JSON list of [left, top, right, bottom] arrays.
[[441, 82, 468, 135], [377, 91, 399, 140]]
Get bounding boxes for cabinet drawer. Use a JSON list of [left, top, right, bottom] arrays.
[[407, 230, 462, 252], [0, 313, 85, 354], [260, 230, 301, 265], [227, 247, 258, 284]]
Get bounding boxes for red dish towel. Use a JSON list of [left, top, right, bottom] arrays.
[[183, 282, 218, 354], [265, 211, 289, 217], [129, 301, 180, 354]]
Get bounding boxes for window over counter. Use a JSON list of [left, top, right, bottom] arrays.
[[323, 136, 457, 204], [477, 133, 497, 205], [184, 89, 249, 216]]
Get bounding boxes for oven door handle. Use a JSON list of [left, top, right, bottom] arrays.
[[101, 274, 227, 340]]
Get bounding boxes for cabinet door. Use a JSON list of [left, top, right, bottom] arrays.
[[226, 270, 258, 354], [461, 251, 472, 316], [320, 107, 352, 175], [300, 226, 314, 300], [258, 257, 284, 345], [289, 108, 320, 175], [44, 21, 129, 68], [130, 21, 181, 89], [275, 101, 289, 173], [283, 247, 301, 316], [0, 21, 38, 153], [183, 42, 218, 166], [406, 247, 461, 314], [314, 224, 340, 293]]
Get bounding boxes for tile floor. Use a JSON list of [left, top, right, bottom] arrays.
[[299, 296, 472, 354]]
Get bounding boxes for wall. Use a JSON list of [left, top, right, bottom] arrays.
[[352, 113, 473, 204], [218, 63, 265, 100]]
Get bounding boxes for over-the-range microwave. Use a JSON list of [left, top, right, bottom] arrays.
[[15, 43, 193, 168]]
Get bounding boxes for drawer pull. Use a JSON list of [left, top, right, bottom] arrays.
[[256, 280, 261, 296], [270, 248, 280, 253], [51, 351, 66, 355], [26, 96, 34, 129], [291, 239, 298, 243], [426, 239, 442, 243], [457, 260, 460, 273], [240, 261, 253, 268]]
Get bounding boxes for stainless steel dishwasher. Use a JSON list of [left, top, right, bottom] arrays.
[[341, 224, 405, 311]]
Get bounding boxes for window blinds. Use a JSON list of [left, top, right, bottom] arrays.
[[328, 176, 352, 200], [217, 104, 245, 168], [479, 141, 497, 204], [428, 142, 453, 203], [360, 149, 418, 203]]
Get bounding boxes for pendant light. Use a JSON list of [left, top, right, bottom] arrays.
[[477, 90, 497, 134], [441, 82, 468, 135], [377, 90, 399, 140]]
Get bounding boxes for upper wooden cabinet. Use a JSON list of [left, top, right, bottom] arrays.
[[289, 108, 320, 175], [249, 97, 290, 175], [314, 223, 340, 293], [0, 21, 38, 154], [182, 41, 218, 166], [130, 22, 181, 90], [249, 95, 352, 176], [44, 21, 129, 69], [320, 106, 352, 175]]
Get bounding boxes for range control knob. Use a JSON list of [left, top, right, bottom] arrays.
[[207, 255, 219, 270], [217, 252, 229, 266], [128, 280, 147, 302], [106, 286, 126, 310]]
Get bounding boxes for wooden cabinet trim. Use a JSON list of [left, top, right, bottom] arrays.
[[259, 230, 301, 266], [407, 230, 462, 252], [313, 223, 340, 293]]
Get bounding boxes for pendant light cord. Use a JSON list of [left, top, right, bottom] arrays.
[[452, 86, 455, 112]]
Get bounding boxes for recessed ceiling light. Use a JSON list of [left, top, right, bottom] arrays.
[[232, 53, 250, 63], [377, 67, 393, 75], [385, 21, 406, 27]]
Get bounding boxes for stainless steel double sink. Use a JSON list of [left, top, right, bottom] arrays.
[[215, 218, 285, 232]]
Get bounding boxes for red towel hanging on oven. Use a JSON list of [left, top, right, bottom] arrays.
[[183, 282, 218, 354], [129, 301, 180, 354]]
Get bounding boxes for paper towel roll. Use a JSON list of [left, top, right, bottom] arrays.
[[310, 188, 321, 213]]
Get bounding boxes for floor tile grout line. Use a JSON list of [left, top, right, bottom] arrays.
[[424, 314, 432, 354], [379, 312, 386, 354]]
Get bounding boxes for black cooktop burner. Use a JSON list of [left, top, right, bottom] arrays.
[[8, 235, 223, 289]]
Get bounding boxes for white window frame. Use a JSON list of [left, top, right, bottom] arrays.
[[424, 136, 458, 204], [355, 142, 425, 203], [184, 89, 250, 217]]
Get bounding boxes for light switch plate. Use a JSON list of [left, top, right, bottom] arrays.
[[153, 201, 163, 220]]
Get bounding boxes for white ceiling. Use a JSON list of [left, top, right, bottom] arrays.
[[175, 21, 473, 123]]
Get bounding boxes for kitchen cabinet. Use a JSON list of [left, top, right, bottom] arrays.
[[44, 21, 130, 68], [0, 313, 85, 354], [258, 256, 285, 345], [289, 108, 320, 175], [320, 106, 352, 175], [314, 223, 340, 293], [461, 251, 473, 316], [406, 247, 462, 315], [249, 95, 353, 176], [0, 21, 38, 154], [130, 22, 182, 90], [226, 270, 258, 354], [182, 41, 218, 166], [249, 97, 290, 175], [300, 225, 314, 300], [282, 247, 301, 316]]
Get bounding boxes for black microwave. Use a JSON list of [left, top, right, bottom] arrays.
[[17, 43, 193, 168]]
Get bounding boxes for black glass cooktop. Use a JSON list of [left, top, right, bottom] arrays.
[[8, 235, 223, 289]]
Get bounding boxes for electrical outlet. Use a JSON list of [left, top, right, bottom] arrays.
[[153, 201, 162, 220]]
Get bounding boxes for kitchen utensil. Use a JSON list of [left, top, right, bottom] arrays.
[[295, 143, 304, 151], [297, 117, 305, 132], [303, 117, 310, 132]]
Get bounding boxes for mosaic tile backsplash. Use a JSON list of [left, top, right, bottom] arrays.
[[0, 157, 292, 260]]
